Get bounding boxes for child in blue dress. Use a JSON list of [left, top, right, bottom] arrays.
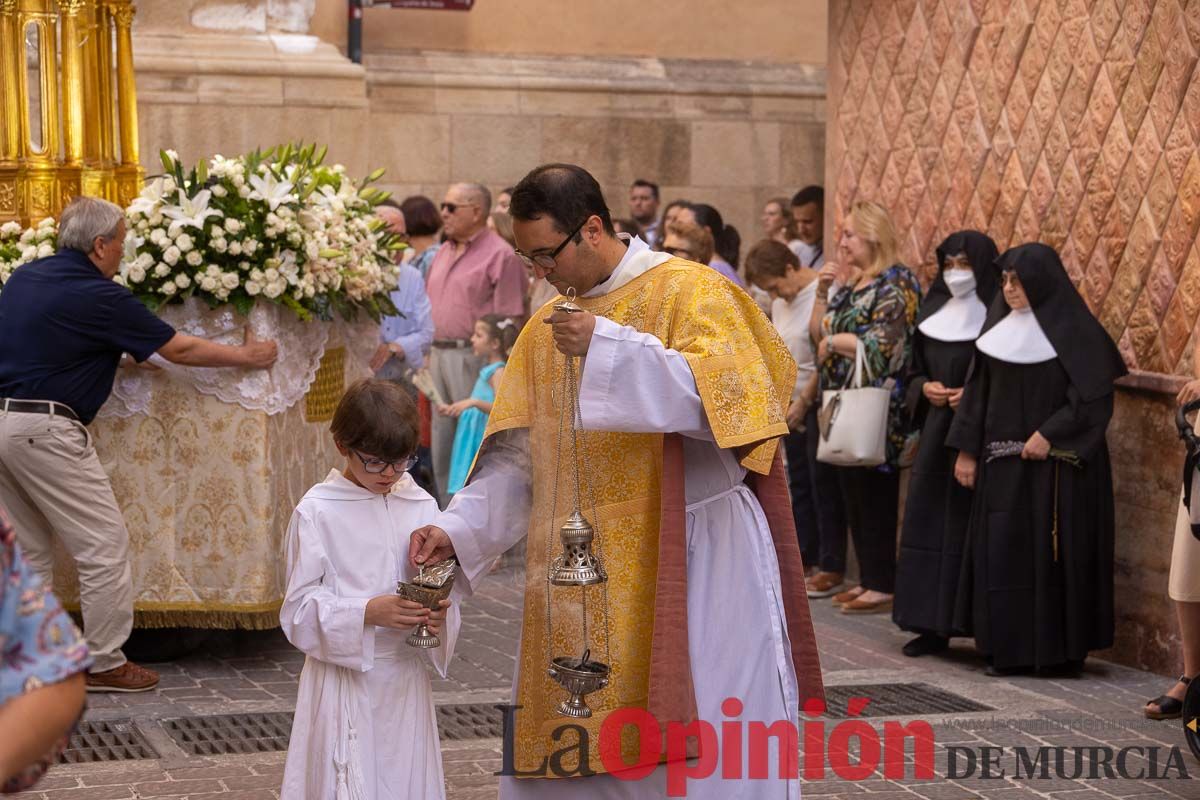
[[442, 314, 517, 495]]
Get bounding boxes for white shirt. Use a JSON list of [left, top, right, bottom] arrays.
[[771, 281, 818, 401]]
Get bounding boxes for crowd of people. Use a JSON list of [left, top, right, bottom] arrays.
[[0, 156, 1183, 796]]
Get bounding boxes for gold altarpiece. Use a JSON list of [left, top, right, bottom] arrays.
[[0, 0, 142, 225]]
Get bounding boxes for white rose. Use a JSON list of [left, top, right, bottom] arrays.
[[128, 265, 146, 283], [250, 268, 264, 282], [154, 263, 170, 278], [149, 212, 164, 227], [185, 250, 203, 267], [212, 238, 227, 253], [215, 287, 230, 300], [21, 246, 37, 261], [224, 218, 241, 234], [211, 184, 227, 198], [112, 275, 126, 287], [264, 281, 285, 299], [135, 253, 154, 269], [161, 281, 177, 296], [200, 276, 218, 291], [162, 246, 180, 266], [242, 239, 258, 255], [176, 233, 193, 252], [264, 268, 279, 282], [175, 274, 190, 288], [245, 280, 262, 296], [1, 221, 22, 236], [221, 273, 239, 290], [228, 241, 242, 256], [36, 243, 54, 258], [237, 184, 250, 199]]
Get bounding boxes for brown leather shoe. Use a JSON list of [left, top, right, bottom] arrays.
[[830, 587, 864, 607], [841, 596, 894, 614], [86, 661, 160, 693], [806, 572, 845, 598]]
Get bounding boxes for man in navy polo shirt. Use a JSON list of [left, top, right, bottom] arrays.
[[0, 197, 278, 693]]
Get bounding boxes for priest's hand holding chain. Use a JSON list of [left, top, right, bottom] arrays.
[[544, 309, 596, 356], [410, 525, 456, 568]]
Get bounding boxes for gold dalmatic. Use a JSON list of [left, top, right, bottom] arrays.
[[479, 259, 795, 777]]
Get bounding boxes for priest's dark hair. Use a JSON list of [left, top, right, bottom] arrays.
[[510, 163, 616, 236], [330, 378, 419, 462]]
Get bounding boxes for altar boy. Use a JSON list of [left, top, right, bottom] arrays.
[[280, 378, 459, 800]]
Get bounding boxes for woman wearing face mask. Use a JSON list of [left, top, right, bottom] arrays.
[[946, 243, 1125, 676], [892, 231, 999, 658]]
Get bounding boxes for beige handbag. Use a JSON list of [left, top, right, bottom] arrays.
[[816, 340, 891, 467]]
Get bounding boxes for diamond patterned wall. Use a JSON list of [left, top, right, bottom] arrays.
[[827, 0, 1200, 376]]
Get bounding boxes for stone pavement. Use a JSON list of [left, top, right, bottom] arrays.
[[13, 565, 1200, 799]]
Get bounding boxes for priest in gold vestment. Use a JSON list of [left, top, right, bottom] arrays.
[[411, 164, 823, 799]]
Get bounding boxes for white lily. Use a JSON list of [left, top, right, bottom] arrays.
[[162, 188, 222, 231], [127, 177, 171, 217], [248, 171, 295, 211]]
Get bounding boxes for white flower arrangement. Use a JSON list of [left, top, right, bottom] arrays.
[[0, 217, 57, 285], [0, 143, 404, 322]]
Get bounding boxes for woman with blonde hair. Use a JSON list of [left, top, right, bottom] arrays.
[[810, 200, 921, 614], [661, 218, 715, 267]]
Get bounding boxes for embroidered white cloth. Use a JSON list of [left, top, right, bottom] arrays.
[[99, 298, 378, 418]]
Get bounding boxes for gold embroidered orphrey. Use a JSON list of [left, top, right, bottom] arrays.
[[477, 258, 795, 777]]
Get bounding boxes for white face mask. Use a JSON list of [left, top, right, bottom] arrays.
[[944, 269, 976, 298]]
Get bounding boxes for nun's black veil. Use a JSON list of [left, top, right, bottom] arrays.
[[915, 230, 1001, 326], [978, 243, 1127, 402]]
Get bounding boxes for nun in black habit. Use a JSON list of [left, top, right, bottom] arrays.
[[945, 243, 1126, 676], [893, 231, 1000, 658]]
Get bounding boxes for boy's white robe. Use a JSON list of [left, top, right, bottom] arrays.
[[280, 470, 460, 800]]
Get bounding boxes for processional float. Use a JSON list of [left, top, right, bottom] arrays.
[[0, 0, 142, 225]]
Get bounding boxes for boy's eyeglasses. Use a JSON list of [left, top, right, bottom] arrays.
[[353, 450, 418, 474]]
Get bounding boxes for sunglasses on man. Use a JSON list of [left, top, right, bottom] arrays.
[[440, 202, 477, 214]]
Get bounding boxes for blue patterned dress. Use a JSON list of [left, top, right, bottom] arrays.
[[446, 361, 505, 495], [0, 508, 92, 792], [818, 264, 921, 471]]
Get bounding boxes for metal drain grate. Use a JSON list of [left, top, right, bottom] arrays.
[[60, 719, 156, 763], [822, 683, 992, 718], [438, 703, 505, 740], [162, 712, 292, 756]]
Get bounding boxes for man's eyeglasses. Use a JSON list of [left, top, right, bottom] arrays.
[[440, 202, 477, 214], [514, 219, 586, 272], [353, 450, 418, 475]]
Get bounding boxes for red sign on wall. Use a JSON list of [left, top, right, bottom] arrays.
[[369, 0, 474, 8]]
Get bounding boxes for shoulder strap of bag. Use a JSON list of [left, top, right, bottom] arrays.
[[840, 339, 874, 390]]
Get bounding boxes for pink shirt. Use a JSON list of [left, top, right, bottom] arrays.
[[425, 228, 528, 339]]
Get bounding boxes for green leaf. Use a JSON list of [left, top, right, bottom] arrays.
[[231, 293, 255, 317], [364, 167, 386, 185], [159, 150, 174, 173]]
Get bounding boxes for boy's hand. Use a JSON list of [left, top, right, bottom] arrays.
[[365, 595, 429, 629], [427, 599, 451, 636]]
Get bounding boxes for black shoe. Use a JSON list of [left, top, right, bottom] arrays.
[[902, 634, 949, 658]]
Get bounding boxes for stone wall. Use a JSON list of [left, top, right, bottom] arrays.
[[827, 0, 1200, 675], [131, 2, 828, 257]]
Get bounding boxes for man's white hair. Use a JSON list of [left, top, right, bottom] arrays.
[[455, 182, 492, 215], [58, 196, 124, 253]]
